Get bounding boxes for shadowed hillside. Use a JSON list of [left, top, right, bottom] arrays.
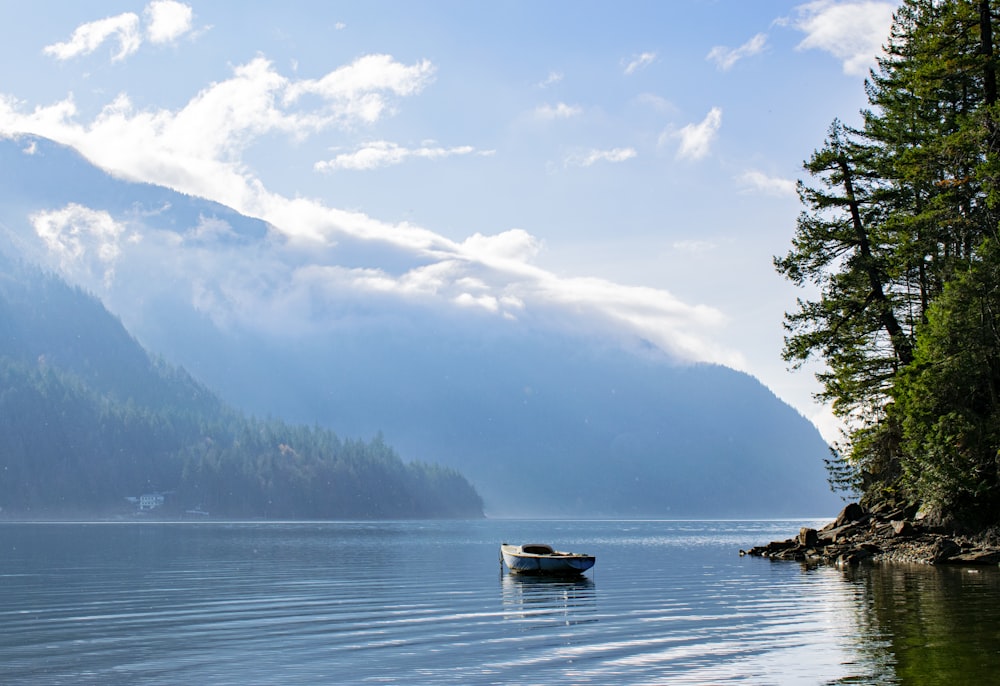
[[0, 253, 483, 519]]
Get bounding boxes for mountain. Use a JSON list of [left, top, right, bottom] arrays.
[[0, 135, 842, 517], [0, 253, 484, 519], [156, 321, 840, 517]]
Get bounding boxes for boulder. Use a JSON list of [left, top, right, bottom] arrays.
[[798, 527, 820, 547], [930, 538, 961, 564], [834, 503, 866, 528], [836, 548, 874, 566], [943, 549, 1000, 565], [818, 522, 860, 543], [891, 520, 915, 537]]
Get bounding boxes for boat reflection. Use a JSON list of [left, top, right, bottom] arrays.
[[500, 573, 598, 626]]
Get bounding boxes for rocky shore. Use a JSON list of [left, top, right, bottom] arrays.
[[741, 502, 1000, 566]]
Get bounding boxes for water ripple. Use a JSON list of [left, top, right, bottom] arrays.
[[2, 520, 994, 684]]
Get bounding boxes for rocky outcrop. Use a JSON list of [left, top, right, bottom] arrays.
[[740, 502, 1000, 566]]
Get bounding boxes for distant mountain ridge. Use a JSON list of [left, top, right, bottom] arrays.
[[0, 252, 484, 519], [0, 134, 842, 518], [179, 323, 840, 517]]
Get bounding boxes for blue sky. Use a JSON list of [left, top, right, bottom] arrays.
[[0, 1, 899, 439]]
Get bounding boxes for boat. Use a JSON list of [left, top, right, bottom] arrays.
[[500, 543, 595, 576]]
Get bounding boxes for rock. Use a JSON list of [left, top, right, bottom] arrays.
[[818, 522, 860, 543], [891, 520, 915, 537], [942, 549, 1000, 565], [798, 527, 819, 547], [741, 498, 1000, 566], [916, 507, 959, 533], [834, 502, 866, 528], [836, 548, 874, 566], [930, 538, 961, 564]]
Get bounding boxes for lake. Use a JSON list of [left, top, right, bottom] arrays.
[[1, 519, 999, 685]]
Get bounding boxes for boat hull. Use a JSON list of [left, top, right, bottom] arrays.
[[501, 543, 595, 576]]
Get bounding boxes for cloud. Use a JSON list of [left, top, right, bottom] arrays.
[[623, 51, 656, 75], [30, 203, 129, 287], [707, 32, 767, 70], [186, 215, 239, 244], [737, 169, 797, 196], [25, 189, 740, 366], [461, 229, 541, 263], [42, 2, 195, 62], [669, 107, 722, 161], [793, 0, 895, 76], [314, 140, 491, 172], [537, 71, 563, 88], [0, 53, 437, 205], [283, 53, 435, 124], [43, 12, 142, 62], [565, 147, 637, 167], [145, 1, 194, 44], [534, 102, 581, 120], [1, 45, 742, 369]]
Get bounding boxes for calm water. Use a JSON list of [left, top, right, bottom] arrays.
[[2, 520, 999, 685]]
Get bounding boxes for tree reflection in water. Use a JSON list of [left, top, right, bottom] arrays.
[[839, 564, 1000, 684]]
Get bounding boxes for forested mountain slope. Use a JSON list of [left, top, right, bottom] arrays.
[[0, 255, 483, 518]]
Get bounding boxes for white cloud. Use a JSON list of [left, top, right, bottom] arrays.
[[145, 1, 194, 44], [0, 45, 742, 369], [534, 102, 581, 120], [43, 12, 141, 62], [41, 2, 194, 62], [707, 32, 767, 70], [565, 147, 637, 167], [793, 0, 895, 76], [461, 229, 541, 263], [31, 204, 128, 287], [623, 51, 656, 75], [537, 71, 564, 88], [315, 140, 490, 172], [454, 292, 500, 312], [737, 169, 797, 196], [0, 54, 437, 206], [670, 107, 722, 161], [187, 215, 238, 243], [284, 53, 435, 124]]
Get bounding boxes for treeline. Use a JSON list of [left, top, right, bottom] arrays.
[[0, 257, 483, 518], [779, 0, 1000, 526]]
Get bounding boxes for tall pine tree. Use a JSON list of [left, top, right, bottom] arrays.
[[780, 0, 1000, 521]]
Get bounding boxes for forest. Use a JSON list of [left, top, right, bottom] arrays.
[[0, 255, 484, 519], [778, 0, 1000, 527]]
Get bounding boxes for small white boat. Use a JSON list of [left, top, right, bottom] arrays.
[[500, 543, 595, 576]]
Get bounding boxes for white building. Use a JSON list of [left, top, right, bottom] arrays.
[[125, 493, 165, 511]]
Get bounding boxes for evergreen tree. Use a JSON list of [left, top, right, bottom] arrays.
[[892, 238, 1000, 523], [779, 0, 1000, 521]]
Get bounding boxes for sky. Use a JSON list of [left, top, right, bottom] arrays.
[[0, 1, 901, 441]]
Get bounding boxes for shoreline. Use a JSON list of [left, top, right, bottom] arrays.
[[741, 502, 1000, 566]]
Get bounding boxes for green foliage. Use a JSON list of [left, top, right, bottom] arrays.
[[892, 238, 1000, 521], [0, 256, 483, 519], [779, 0, 1000, 521]]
